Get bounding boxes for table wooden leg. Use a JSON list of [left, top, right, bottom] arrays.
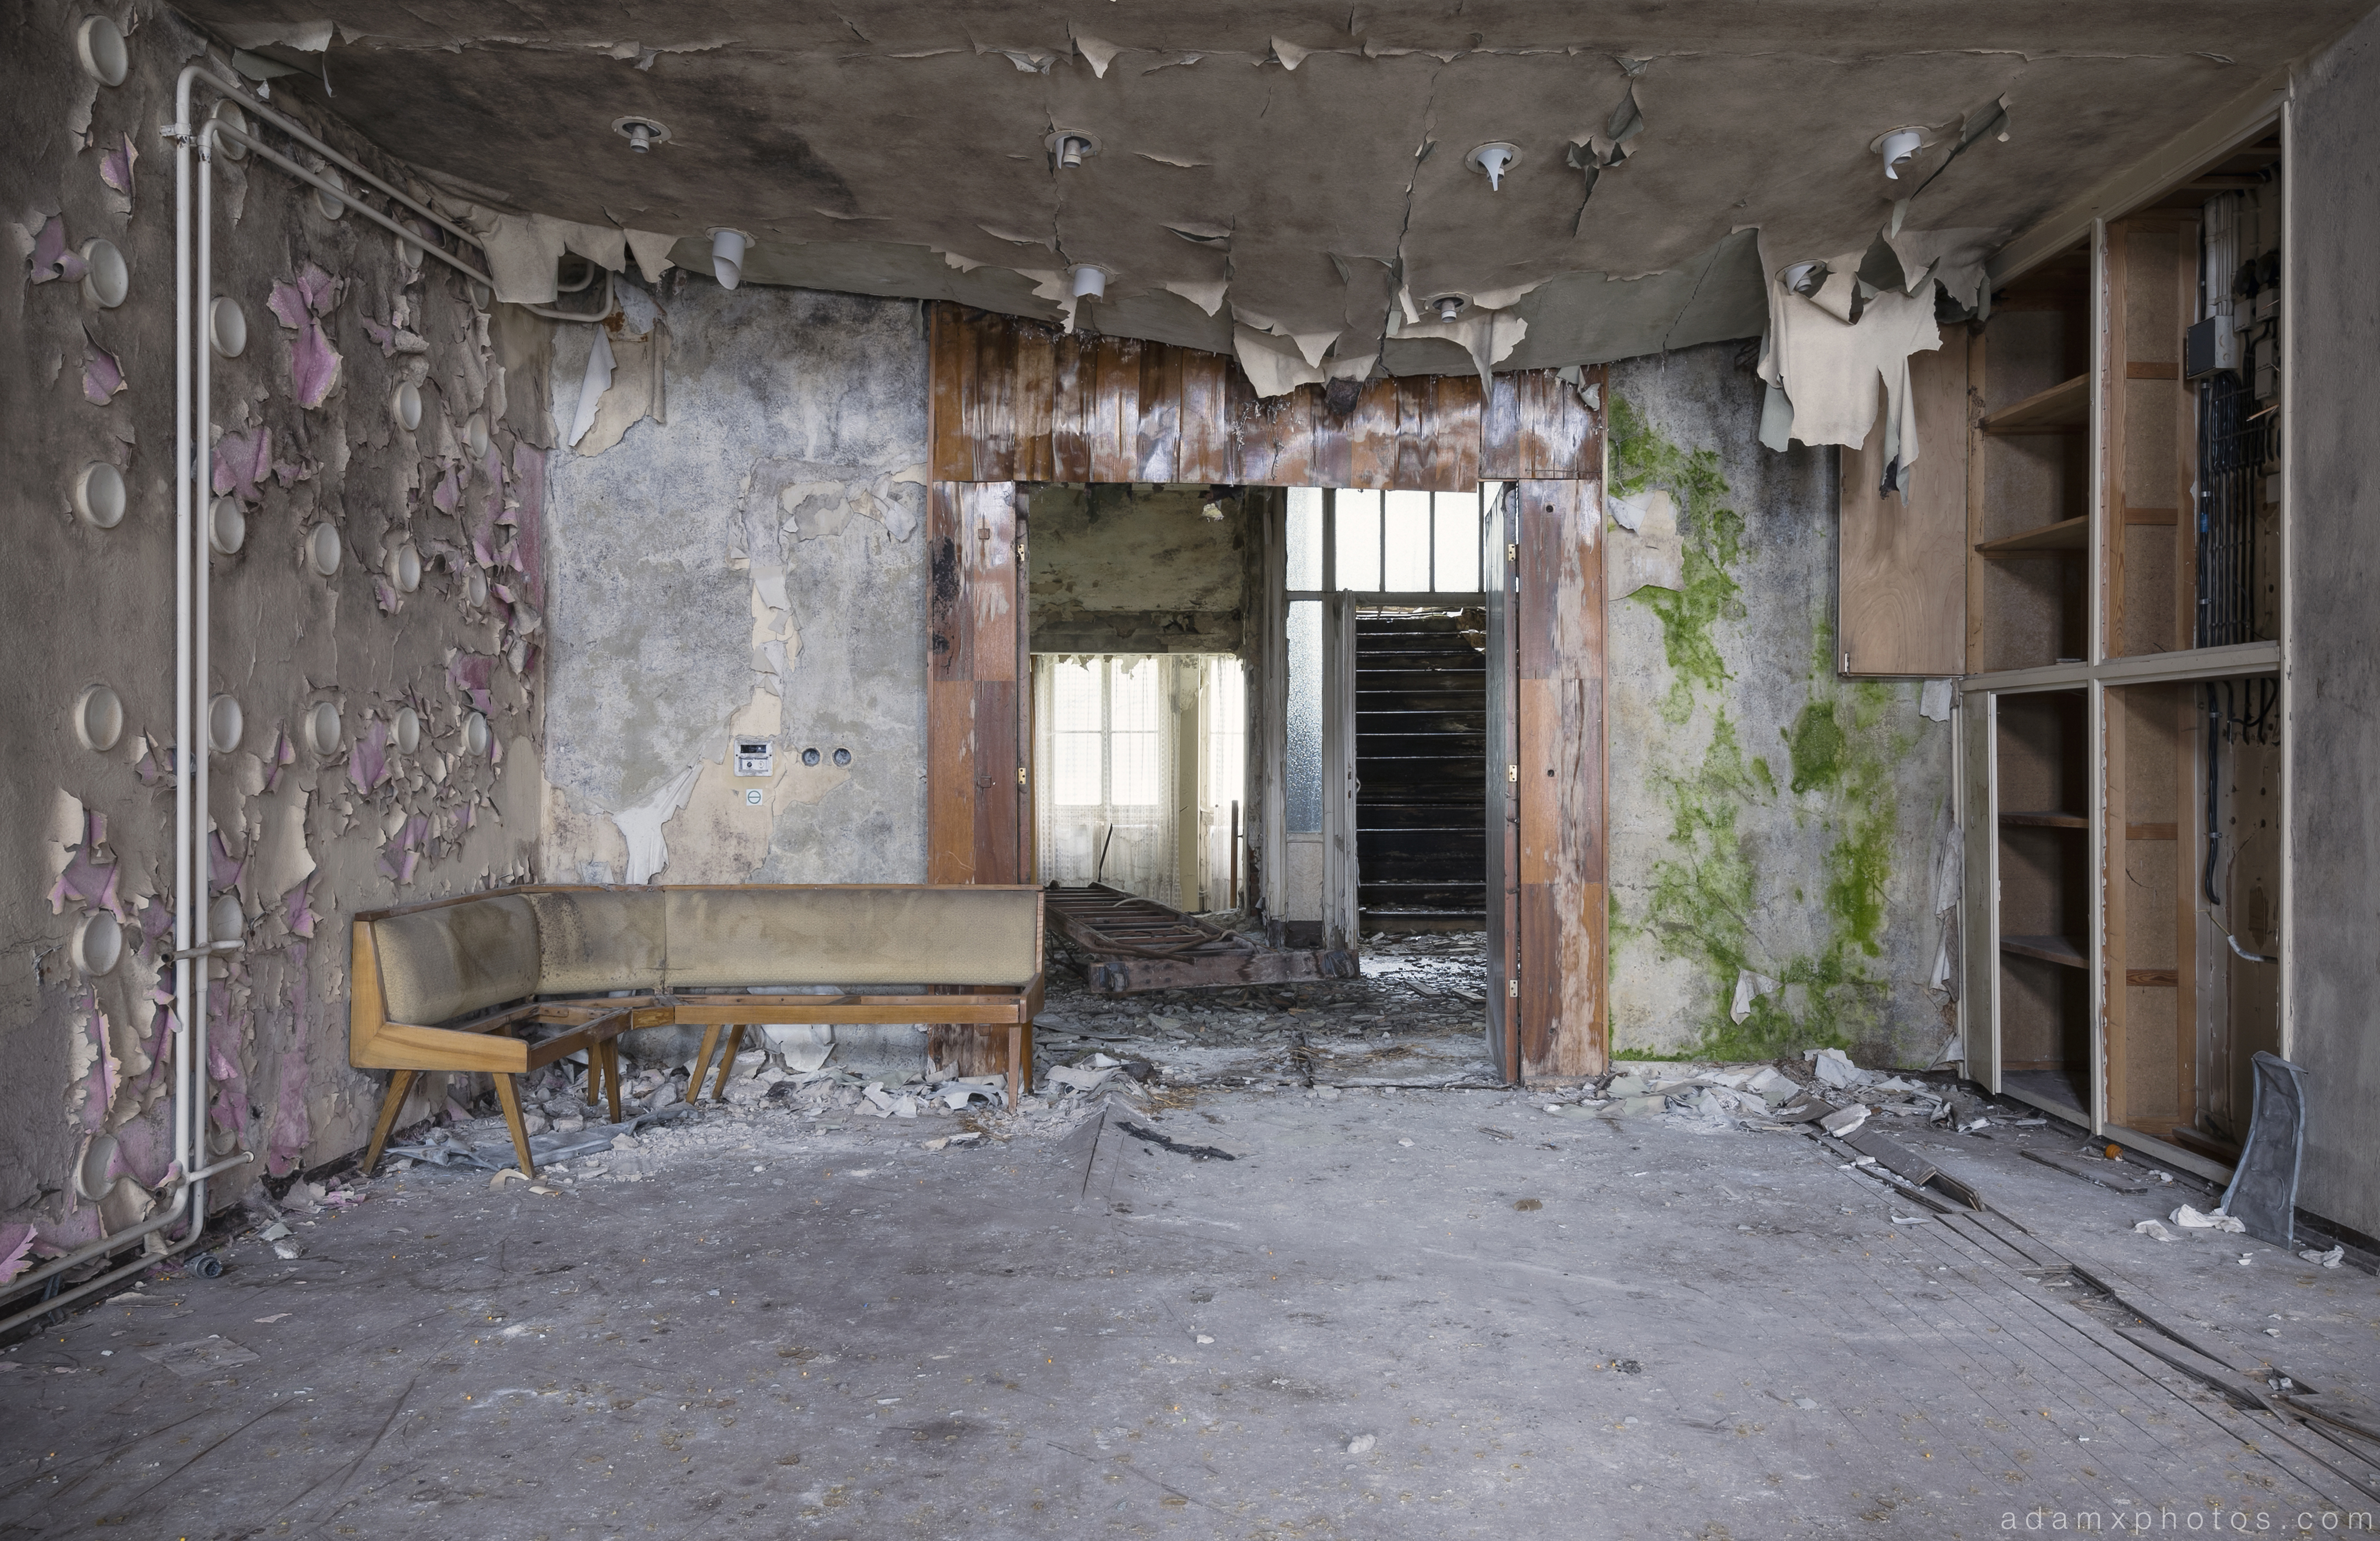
[[363, 1070, 417, 1175], [687, 1024, 723, 1106], [493, 1073, 536, 1178], [603, 1040, 624, 1122], [709, 1024, 747, 1103]]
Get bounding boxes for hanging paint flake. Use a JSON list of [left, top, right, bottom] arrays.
[[348, 718, 392, 791], [24, 214, 88, 284], [213, 425, 273, 503], [207, 1035, 246, 1144], [448, 651, 497, 714], [82, 335, 126, 404], [267, 262, 347, 409], [98, 134, 138, 196], [377, 813, 431, 883], [48, 812, 124, 920], [0, 1225, 35, 1286], [509, 442, 546, 609], [284, 877, 317, 938]]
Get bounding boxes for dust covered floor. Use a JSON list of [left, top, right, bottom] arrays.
[[8, 947, 2380, 1538]]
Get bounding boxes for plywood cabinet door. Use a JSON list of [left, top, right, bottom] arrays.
[[1838, 345, 1969, 678]]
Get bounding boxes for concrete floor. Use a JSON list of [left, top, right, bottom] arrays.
[[6, 954, 2380, 1538]]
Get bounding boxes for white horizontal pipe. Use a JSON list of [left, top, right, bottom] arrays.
[[0, 1153, 251, 1326]]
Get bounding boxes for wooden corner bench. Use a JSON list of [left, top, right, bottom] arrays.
[[350, 884, 1044, 1177]]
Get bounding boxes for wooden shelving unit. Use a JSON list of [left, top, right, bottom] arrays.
[[1958, 130, 2289, 1176], [1966, 248, 2091, 673]]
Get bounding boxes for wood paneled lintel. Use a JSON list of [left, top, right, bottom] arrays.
[[926, 304, 1592, 490]]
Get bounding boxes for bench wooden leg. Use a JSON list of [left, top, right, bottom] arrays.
[[493, 1073, 536, 1179], [602, 1041, 623, 1122], [583, 1049, 602, 1109], [687, 1024, 724, 1105], [363, 1070, 417, 1176], [1007, 1023, 1029, 1112], [708, 1024, 748, 1103]]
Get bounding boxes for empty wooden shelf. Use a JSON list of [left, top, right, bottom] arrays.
[[1978, 372, 2088, 433], [2002, 934, 2088, 968], [1974, 516, 2089, 558]]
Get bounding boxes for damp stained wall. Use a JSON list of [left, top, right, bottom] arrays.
[[0, 1, 546, 1260], [538, 283, 930, 894], [1026, 483, 1248, 653], [2284, 4, 2380, 1242], [1604, 345, 1955, 1070]]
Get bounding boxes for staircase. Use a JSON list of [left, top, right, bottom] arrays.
[[1354, 610, 1487, 931]]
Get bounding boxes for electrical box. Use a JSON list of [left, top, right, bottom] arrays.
[[2185, 316, 2240, 379], [733, 739, 773, 777]]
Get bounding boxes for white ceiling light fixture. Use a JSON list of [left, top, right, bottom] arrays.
[[709, 227, 751, 289], [1466, 142, 1522, 191], [613, 116, 671, 154], [1045, 128, 1101, 169], [1070, 264, 1107, 301], [1429, 293, 1468, 324], [1874, 127, 1926, 180]]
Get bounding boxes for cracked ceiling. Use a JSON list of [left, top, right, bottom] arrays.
[[188, 1, 2373, 379]]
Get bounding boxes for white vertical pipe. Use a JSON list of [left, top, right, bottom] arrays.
[[193, 114, 217, 1227], [170, 68, 195, 1213]]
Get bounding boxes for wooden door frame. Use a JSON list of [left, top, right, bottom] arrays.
[[924, 303, 1609, 1085]]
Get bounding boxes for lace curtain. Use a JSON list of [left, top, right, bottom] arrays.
[[1034, 655, 1180, 905]]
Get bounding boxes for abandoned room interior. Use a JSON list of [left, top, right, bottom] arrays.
[[8, 1, 2380, 1533]]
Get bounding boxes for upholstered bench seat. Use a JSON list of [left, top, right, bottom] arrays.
[[350, 884, 1044, 1176]]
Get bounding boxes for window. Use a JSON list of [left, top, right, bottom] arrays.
[[1034, 656, 1180, 902], [1284, 486, 1497, 598], [1046, 657, 1163, 809]]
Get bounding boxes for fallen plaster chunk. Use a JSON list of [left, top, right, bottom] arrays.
[[1818, 1104, 1870, 1137], [758, 1024, 833, 1072], [1920, 678, 1954, 722], [2135, 1220, 2176, 1241], [2299, 1245, 2345, 1268], [1806, 1047, 1873, 1090], [2171, 1204, 2246, 1234]]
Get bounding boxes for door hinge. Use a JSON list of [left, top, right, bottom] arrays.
[[1506, 762, 1518, 783], [1841, 651, 1852, 675], [1508, 978, 1519, 997], [1507, 542, 1519, 563], [1016, 765, 1028, 787]]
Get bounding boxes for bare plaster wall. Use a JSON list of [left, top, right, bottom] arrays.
[[1, 1, 545, 1263], [1027, 483, 1248, 653], [539, 282, 930, 894], [1605, 345, 1955, 1070], [2285, 8, 2380, 1242]]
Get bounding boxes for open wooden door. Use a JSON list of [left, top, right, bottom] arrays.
[[1482, 486, 1521, 1081], [1321, 592, 1361, 952]]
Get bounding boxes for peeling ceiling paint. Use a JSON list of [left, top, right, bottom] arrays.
[[189, 2, 2370, 371]]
